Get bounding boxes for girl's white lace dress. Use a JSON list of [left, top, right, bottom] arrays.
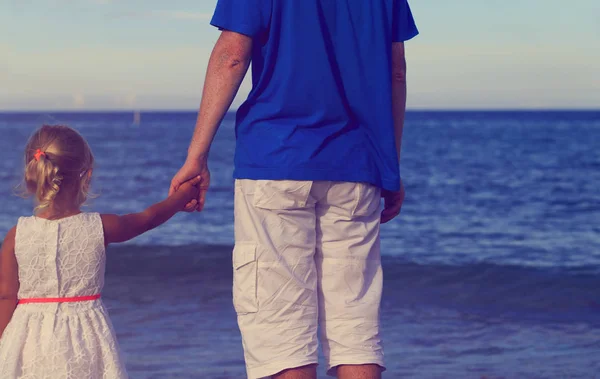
[[0, 213, 128, 378]]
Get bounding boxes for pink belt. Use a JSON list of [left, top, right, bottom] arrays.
[[18, 294, 101, 304]]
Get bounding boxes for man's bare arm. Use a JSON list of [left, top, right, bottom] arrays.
[[391, 42, 407, 161], [187, 31, 253, 161], [169, 31, 253, 210], [381, 42, 409, 224]]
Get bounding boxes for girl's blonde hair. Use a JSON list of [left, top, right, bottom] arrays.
[[23, 125, 94, 213]]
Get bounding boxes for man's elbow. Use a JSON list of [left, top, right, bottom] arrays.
[[225, 55, 250, 71], [213, 32, 253, 73], [216, 50, 251, 73]]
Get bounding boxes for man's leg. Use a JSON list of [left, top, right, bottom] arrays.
[[234, 179, 319, 379], [273, 364, 318, 379], [315, 182, 384, 379], [336, 365, 382, 379]]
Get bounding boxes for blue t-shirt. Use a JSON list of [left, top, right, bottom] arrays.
[[211, 0, 418, 191]]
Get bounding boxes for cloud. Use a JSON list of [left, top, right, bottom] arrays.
[[112, 10, 212, 21]]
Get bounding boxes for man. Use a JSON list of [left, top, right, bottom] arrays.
[[170, 1, 418, 378]]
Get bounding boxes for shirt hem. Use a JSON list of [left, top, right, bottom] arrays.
[[233, 166, 400, 192], [210, 20, 258, 38]]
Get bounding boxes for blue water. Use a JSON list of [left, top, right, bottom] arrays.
[[1, 111, 599, 378]]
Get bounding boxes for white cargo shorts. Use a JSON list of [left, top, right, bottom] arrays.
[[233, 179, 384, 379]]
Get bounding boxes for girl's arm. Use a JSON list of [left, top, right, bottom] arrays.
[[0, 226, 18, 339], [101, 176, 201, 245]]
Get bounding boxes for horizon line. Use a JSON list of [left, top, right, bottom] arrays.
[[1, 108, 598, 113]]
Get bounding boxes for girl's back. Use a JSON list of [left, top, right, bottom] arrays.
[[0, 212, 128, 378], [16, 213, 105, 301]]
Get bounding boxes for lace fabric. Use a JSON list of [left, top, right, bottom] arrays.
[[0, 213, 128, 378]]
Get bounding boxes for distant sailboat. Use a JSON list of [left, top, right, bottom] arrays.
[[133, 110, 141, 126]]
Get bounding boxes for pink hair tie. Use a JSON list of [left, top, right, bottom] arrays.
[[34, 149, 46, 161]]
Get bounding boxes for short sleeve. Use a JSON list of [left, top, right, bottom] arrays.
[[210, 0, 272, 38], [393, 0, 419, 42]]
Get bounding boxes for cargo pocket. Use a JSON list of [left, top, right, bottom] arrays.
[[352, 183, 382, 217], [232, 242, 258, 314], [253, 180, 313, 210]]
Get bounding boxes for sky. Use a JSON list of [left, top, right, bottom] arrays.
[[1, 0, 599, 111]]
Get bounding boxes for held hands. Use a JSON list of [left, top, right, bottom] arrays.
[[170, 157, 211, 212], [381, 180, 405, 223], [170, 175, 202, 212]]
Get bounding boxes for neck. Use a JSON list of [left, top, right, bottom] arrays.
[[37, 202, 81, 220]]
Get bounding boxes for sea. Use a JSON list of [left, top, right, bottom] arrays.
[[0, 110, 599, 378]]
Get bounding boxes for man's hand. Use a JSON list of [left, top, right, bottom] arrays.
[[170, 157, 211, 212], [171, 175, 202, 211], [381, 180, 405, 223]]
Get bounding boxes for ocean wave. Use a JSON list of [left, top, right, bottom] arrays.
[[107, 244, 600, 324]]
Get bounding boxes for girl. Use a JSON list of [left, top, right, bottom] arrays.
[[0, 124, 201, 378]]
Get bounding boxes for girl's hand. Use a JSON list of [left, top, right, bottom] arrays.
[[101, 176, 204, 245], [171, 175, 202, 211], [170, 156, 211, 212]]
